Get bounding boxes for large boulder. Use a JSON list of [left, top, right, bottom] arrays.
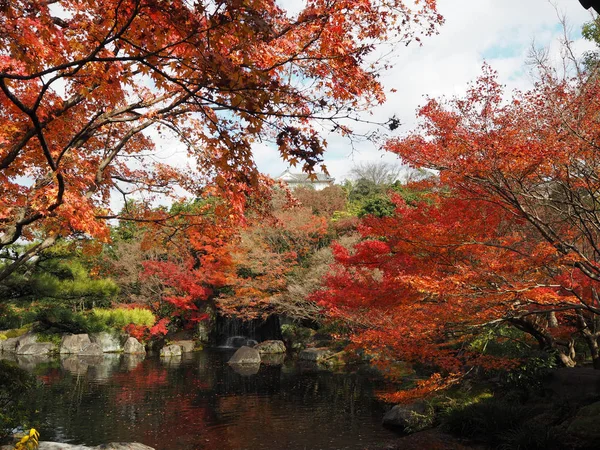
[[123, 337, 145, 354], [60, 334, 92, 354], [298, 347, 332, 363], [382, 401, 432, 432], [160, 344, 182, 358], [170, 340, 195, 353], [16, 333, 38, 352], [1, 337, 19, 353], [16, 342, 55, 356], [90, 332, 123, 353], [228, 346, 261, 365], [254, 340, 286, 354]]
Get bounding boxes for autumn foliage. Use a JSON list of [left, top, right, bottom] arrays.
[[315, 65, 600, 399], [0, 0, 442, 281]]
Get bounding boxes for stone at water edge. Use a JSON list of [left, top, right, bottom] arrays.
[[16, 342, 55, 356], [15, 333, 38, 352], [79, 343, 104, 356], [160, 344, 182, 357], [298, 347, 333, 363], [60, 334, 92, 354], [382, 401, 431, 432], [123, 337, 146, 354], [90, 332, 124, 353], [228, 346, 261, 365], [0, 337, 18, 353], [254, 340, 286, 354], [170, 340, 195, 353]]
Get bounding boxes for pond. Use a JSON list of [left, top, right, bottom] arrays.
[[3, 350, 402, 450]]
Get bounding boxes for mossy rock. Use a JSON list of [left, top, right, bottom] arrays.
[[567, 401, 600, 439]]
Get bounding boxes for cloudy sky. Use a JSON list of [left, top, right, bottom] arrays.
[[252, 0, 596, 183]]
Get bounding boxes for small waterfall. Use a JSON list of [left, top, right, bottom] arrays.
[[222, 336, 259, 349], [213, 314, 282, 348]]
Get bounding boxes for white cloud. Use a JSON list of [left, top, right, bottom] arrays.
[[257, 0, 596, 181]]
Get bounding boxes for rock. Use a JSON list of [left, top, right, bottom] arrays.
[[16, 333, 38, 352], [228, 346, 261, 365], [160, 344, 182, 357], [79, 343, 104, 356], [16, 342, 55, 356], [1, 337, 19, 353], [320, 350, 347, 367], [90, 332, 123, 353], [567, 401, 600, 439], [382, 401, 432, 432], [170, 340, 195, 353], [123, 337, 145, 354], [24, 443, 156, 450], [298, 347, 332, 363], [254, 340, 286, 354], [38, 444, 91, 450], [60, 334, 92, 354]]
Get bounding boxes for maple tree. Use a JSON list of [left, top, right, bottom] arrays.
[[218, 204, 329, 319], [315, 64, 600, 401], [0, 0, 443, 282], [136, 197, 242, 332]]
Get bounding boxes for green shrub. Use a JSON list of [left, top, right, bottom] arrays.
[[92, 307, 155, 329], [501, 352, 556, 396], [281, 323, 315, 350], [0, 305, 37, 330], [33, 307, 106, 334], [403, 403, 436, 434]]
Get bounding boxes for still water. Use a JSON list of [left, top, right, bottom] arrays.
[[6, 351, 401, 450]]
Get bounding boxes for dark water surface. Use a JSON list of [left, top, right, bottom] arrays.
[[6, 351, 401, 450]]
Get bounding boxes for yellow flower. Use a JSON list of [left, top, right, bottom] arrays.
[[14, 429, 39, 450]]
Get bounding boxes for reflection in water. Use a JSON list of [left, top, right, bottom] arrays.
[[3, 351, 401, 450]]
